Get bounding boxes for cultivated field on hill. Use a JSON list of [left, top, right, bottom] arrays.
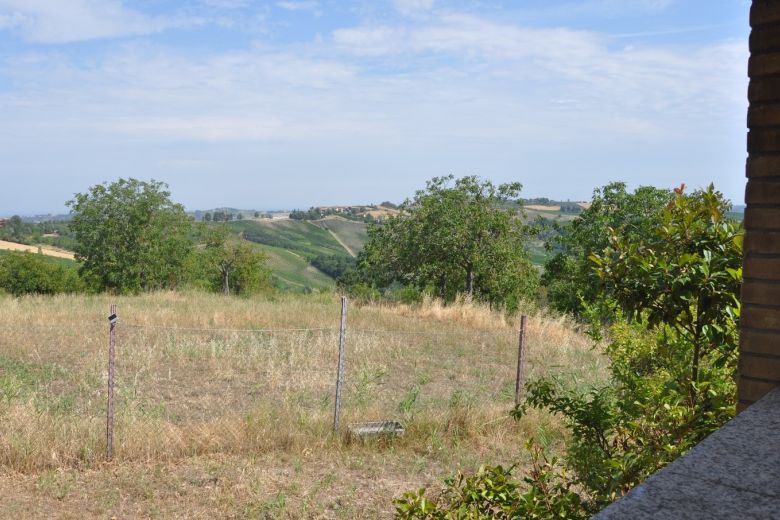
[[312, 217, 368, 258], [0, 240, 75, 260], [224, 218, 369, 292], [0, 292, 606, 518]]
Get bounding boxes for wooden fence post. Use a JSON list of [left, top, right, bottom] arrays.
[[515, 315, 527, 406], [333, 296, 347, 433], [107, 303, 117, 460]]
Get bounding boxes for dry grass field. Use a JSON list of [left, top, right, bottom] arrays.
[[0, 292, 606, 518]]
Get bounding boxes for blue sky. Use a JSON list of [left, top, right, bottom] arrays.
[[0, 0, 750, 214]]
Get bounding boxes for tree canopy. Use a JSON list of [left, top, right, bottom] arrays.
[[190, 226, 271, 295], [348, 175, 538, 310], [67, 178, 193, 293], [542, 182, 673, 314]]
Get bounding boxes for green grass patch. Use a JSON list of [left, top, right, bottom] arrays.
[[0, 356, 64, 402], [226, 220, 349, 259], [312, 217, 368, 256], [250, 243, 335, 292]]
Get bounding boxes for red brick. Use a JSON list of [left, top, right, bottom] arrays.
[[741, 280, 780, 305], [737, 377, 779, 405], [744, 230, 780, 252], [751, 2, 780, 27], [746, 180, 780, 203], [748, 104, 780, 127], [744, 256, 780, 280], [749, 52, 780, 77], [745, 207, 780, 230], [748, 128, 780, 152], [747, 155, 780, 178], [751, 25, 780, 52], [742, 304, 780, 329], [749, 77, 780, 102], [741, 328, 780, 355], [738, 352, 780, 381]]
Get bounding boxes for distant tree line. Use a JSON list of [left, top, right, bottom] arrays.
[[0, 216, 78, 251], [204, 211, 245, 222], [310, 254, 355, 279], [289, 206, 376, 223]]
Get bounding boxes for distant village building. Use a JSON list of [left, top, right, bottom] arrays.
[[0, 218, 8, 228]]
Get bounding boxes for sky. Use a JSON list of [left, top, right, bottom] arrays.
[[0, 0, 751, 214]]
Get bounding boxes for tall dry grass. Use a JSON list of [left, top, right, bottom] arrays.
[[0, 291, 606, 473]]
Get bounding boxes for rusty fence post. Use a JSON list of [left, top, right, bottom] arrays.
[[107, 303, 117, 460], [515, 315, 527, 406], [333, 296, 347, 433]]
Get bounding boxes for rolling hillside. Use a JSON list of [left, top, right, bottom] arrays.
[[224, 217, 369, 292], [310, 217, 368, 257]]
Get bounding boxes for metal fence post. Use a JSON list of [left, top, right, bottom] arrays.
[[333, 296, 347, 433], [515, 315, 527, 406], [107, 303, 117, 460]]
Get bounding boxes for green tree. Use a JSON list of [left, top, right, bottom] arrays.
[[351, 175, 537, 310], [591, 184, 742, 403], [521, 185, 741, 510], [542, 182, 672, 315], [67, 178, 192, 293], [195, 227, 271, 295]]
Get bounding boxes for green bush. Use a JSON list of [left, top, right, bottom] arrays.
[[0, 252, 85, 296], [387, 285, 425, 305], [394, 441, 588, 519]]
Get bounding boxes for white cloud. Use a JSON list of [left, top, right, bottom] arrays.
[[394, 0, 435, 17], [0, 9, 748, 211], [0, 0, 192, 43], [200, 0, 252, 8], [276, 1, 320, 12]]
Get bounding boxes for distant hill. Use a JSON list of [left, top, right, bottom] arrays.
[[221, 217, 368, 292]]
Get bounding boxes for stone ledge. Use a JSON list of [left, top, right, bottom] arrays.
[[593, 387, 780, 520]]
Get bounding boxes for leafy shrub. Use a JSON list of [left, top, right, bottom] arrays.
[[387, 285, 425, 305], [542, 182, 672, 315], [0, 252, 84, 296], [394, 441, 588, 519], [310, 254, 355, 279], [343, 282, 380, 303]]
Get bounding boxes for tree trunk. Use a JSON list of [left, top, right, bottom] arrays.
[[466, 265, 474, 299], [439, 273, 447, 300], [690, 294, 706, 405], [222, 266, 230, 295]]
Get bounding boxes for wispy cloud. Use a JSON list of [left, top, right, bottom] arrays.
[[200, 0, 252, 8], [394, 0, 435, 17], [276, 1, 320, 13], [0, 3, 749, 212], [0, 0, 195, 43], [1, 12, 745, 147]]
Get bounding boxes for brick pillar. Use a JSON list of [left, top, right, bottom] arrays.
[[739, 0, 780, 409]]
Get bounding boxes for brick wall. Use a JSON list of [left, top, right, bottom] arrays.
[[739, 0, 780, 409]]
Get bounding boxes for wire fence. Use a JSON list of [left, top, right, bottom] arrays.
[[0, 298, 531, 465]]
